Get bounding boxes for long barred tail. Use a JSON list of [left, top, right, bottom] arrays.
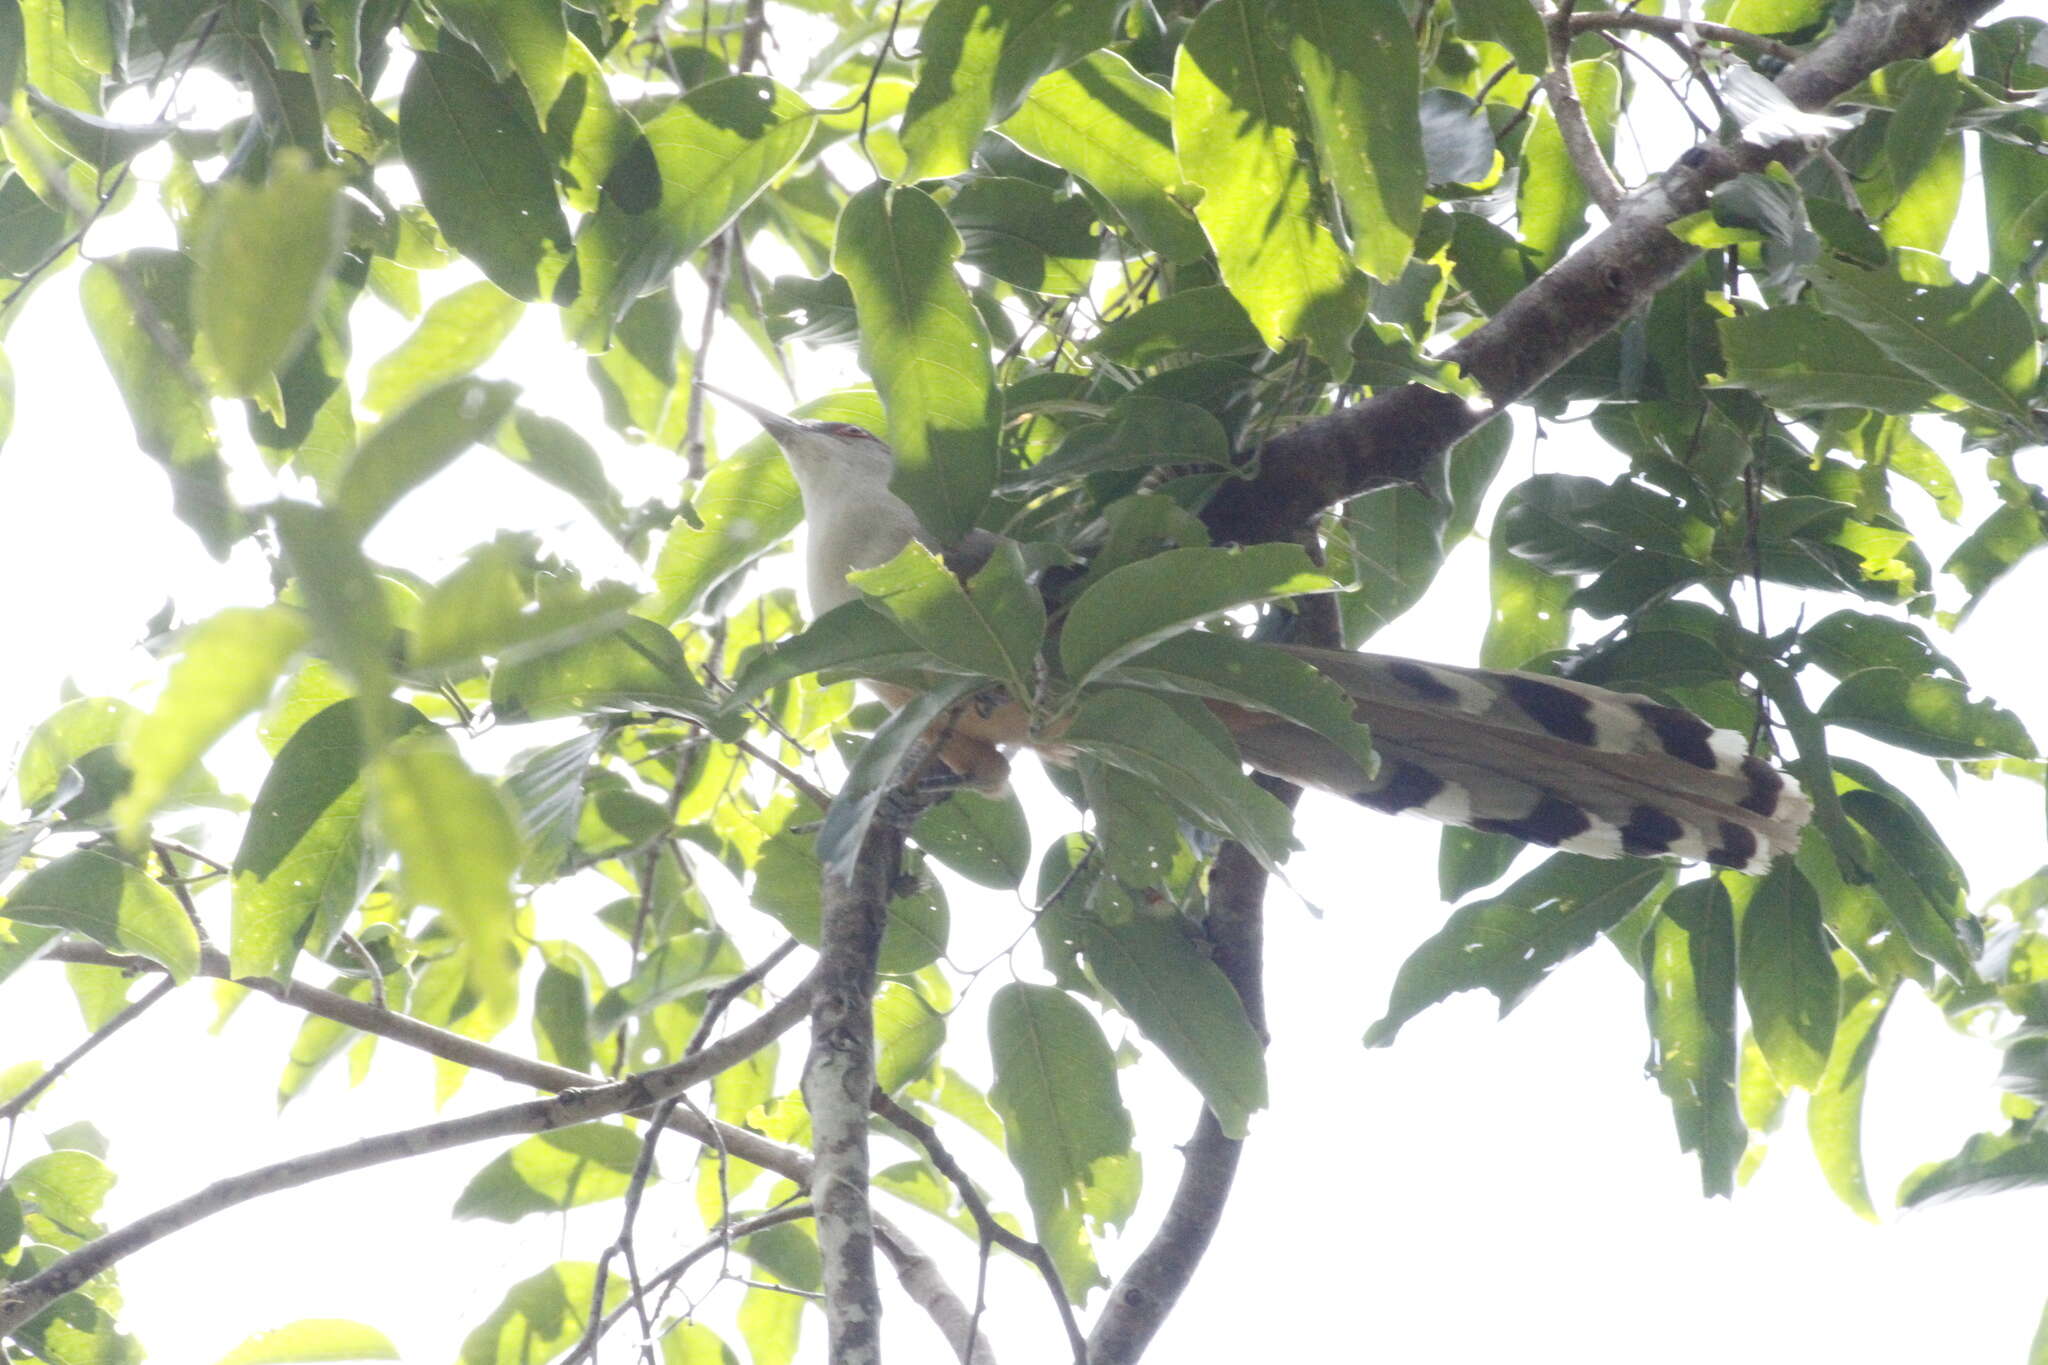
[[1231, 646, 1811, 875]]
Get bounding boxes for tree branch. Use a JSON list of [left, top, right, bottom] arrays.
[[874, 1214, 1002, 1365], [0, 975, 175, 1122], [873, 1090, 1085, 1363], [38, 942, 814, 1181], [0, 967, 818, 1335], [1203, 0, 1999, 546], [803, 816, 907, 1364], [1566, 11, 1804, 64], [1543, 1, 1625, 219]]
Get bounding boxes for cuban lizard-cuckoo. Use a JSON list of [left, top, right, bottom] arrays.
[[705, 385, 1810, 874]]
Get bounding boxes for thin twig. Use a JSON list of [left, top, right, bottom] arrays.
[[1567, 10, 1802, 64], [0, 977, 176, 1124], [1543, 2, 1625, 217], [872, 1091, 1086, 1363]]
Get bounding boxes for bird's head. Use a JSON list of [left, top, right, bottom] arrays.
[[697, 383, 896, 491]]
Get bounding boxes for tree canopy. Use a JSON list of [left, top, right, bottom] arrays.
[[2, 0, 2047, 1361]]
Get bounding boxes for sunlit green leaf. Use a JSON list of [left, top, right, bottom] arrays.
[[213, 1318, 399, 1364], [454, 1123, 646, 1221], [4, 849, 200, 981], [833, 182, 1000, 545], [988, 982, 1135, 1227], [1060, 544, 1335, 684], [364, 281, 525, 417], [334, 377, 522, 535], [192, 151, 348, 398], [1082, 915, 1266, 1137], [1174, 0, 1370, 375], [400, 46, 575, 303]]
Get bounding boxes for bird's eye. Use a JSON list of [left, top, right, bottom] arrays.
[[811, 421, 877, 440]]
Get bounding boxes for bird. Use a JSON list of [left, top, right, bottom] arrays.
[[700, 384, 1811, 873]]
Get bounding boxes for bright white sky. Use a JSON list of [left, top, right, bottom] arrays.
[[5, 18, 2048, 1365]]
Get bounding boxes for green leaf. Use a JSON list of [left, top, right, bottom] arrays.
[[1946, 498, 2047, 609], [1898, 1125, 2048, 1210], [407, 547, 638, 675], [648, 389, 884, 622], [491, 407, 631, 539], [192, 151, 348, 398], [833, 182, 1000, 545], [363, 281, 525, 417], [371, 732, 523, 1017], [754, 829, 951, 975], [1365, 855, 1668, 1045], [816, 676, 983, 882], [1061, 688, 1299, 873], [400, 47, 574, 303], [1059, 543, 1335, 684], [1807, 259, 2040, 428], [113, 605, 307, 843], [80, 250, 240, 557], [1737, 863, 1838, 1091], [213, 1319, 399, 1364], [14, 697, 142, 814], [570, 76, 813, 345], [4, 849, 200, 981], [1712, 304, 1942, 412], [1174, 0, 1370, 375], [503, 731, 604, 884], [899, 0, 1125, 179], [948, 176, 1099, 294], [999, 51, 1208, 263], [910, 788, 1032, 890], [334, 377, 522, 536], [719, 600, 928, 723], [232, 699, 433, 981], [270, 502, 394, 702], [1081, 915, 1266, 1137], [1648, 878, 1745, 1197], [1811, 974, 1893, 1219], [1279, 0, 1423, 282], [457, 1262, 622, 1365], [849, 539, 1045, 701], [874, 980, 948, 1094], [1086, 287, 1264, 366], [1449, 0, 1549, 73], [590, 932, 745, 1032], [1518, 59, 1619, 267], [1819, 666, 2036, 759], [454, 1123, 646, 1222], [988, 982, 1135, 1225], [490, 617, 713, 722], [1107, 631, 1378, 779]]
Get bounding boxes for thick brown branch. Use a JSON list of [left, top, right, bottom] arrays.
[[1204, 0, 1998, 546]]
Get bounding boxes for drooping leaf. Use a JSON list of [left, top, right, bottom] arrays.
[[1737, 863, 1839, 1091], [400, 46, 575, 303], [490, 617, 714, 723], [1819, 666, 2036, 759], [898, 0, 1126, 180], [334, 377, 522, 535], [114, 606, 309, 843], [570, 76, 813, 345], [191, 151, 348, 398], [1061, 688, 1298, 873], [457, 1262, 623, 1365], [988, 982, 1135, 1225], [232, 699, 433, 981], [1811, 973, 1894, 1219], [371, 732, 523, 1017], [363, 281, 525, 417], [80, 250, 240, 557], [832, 182, 1000, 545], [1365, 855, 1669, 1045], [1081, 915, 1267, 1137], [998, 51, 1207, 263], [1648, 878, 1745, 1197], [1278, 0, 1423, 282], [1173, 0, 1370, 375]]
